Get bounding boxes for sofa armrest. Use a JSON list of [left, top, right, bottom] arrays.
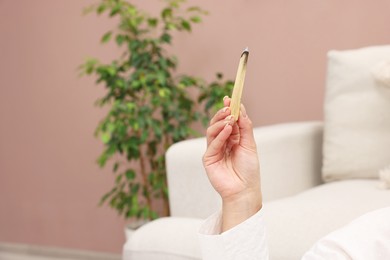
[[166, 137, 220, 218], [166, 121, 324, 218], [257, 121, 323, 202]]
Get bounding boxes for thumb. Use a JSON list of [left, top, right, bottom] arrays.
[[237, 104, 257, 150]]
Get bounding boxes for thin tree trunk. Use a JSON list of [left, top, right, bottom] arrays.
[[139, 143, 152, 218]]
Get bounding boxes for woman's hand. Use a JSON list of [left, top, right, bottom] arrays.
[[203, 97, 262, 231]]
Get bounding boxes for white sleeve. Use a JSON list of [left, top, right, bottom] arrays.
[[198, 209, 269, 260], [303, 207, 390, 260]]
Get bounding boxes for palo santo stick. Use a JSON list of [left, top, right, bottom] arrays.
[[230, 47, 249, 121]]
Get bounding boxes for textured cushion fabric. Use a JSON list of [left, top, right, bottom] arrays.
[[123, 217, 203, 260], [264, 179, 390, 260], [322, 45, 390, 181], [372, 60, 390, 89], [124, 180, 390, 260]]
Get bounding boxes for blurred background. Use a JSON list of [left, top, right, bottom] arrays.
[[1, 0, 390, 255]]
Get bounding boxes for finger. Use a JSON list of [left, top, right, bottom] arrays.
[[207, 115, 235, 145], [230, 120, 240, 138], [226, 122, 240, 153], [209, 106, 231, 126], [237, 104, 257, 151], [208, 96, 231, 126], [223, 96, 231, 107], [203, 123, 233, 166]]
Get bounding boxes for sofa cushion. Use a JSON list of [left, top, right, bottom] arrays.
[[322, 45, 390, 181], [264, 179, 390, 260], [123, 217, 203, 260], [372, 60, 390, 89]]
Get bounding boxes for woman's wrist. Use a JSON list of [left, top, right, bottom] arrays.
[[221, 189, 262, 232]]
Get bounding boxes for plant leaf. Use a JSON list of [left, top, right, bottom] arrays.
[[190, 16, 202, 23], [116, 35, 125, 46], [181, 20, 191, 31], [125, 170, 136, 180], [101, 31, 112, 43]]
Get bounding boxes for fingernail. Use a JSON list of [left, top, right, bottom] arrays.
[[223, 96, 229, 101], [224, 115, 232, 122], [241, 104, 247, 118], [225, 115, 235, 125], [222, 107, 230, 113]]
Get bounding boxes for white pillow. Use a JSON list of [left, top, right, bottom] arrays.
[[322, 45, 390, 182]]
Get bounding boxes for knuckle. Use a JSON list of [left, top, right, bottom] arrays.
[[206, 124, 219, 136], [206, 127, 212, 136], [202, 154, 208, 166]]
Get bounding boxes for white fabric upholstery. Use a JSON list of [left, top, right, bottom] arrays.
[[123, 217, 203, 260], [372, 60, 390, 89], [322, 45, 390, 181], [256, 122, 323, 202], [165, 137, 221, 219], [264, 180, 390, 260]]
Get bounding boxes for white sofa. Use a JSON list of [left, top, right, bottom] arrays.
[[123, 45, 390, 259]]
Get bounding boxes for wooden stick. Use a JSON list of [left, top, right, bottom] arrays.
[[230, 48, 249, 121]]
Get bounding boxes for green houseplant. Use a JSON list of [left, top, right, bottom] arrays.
[[81, 0, 233, 221]]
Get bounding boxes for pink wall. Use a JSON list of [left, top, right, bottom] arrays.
[[1, 0, 390, 254]]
